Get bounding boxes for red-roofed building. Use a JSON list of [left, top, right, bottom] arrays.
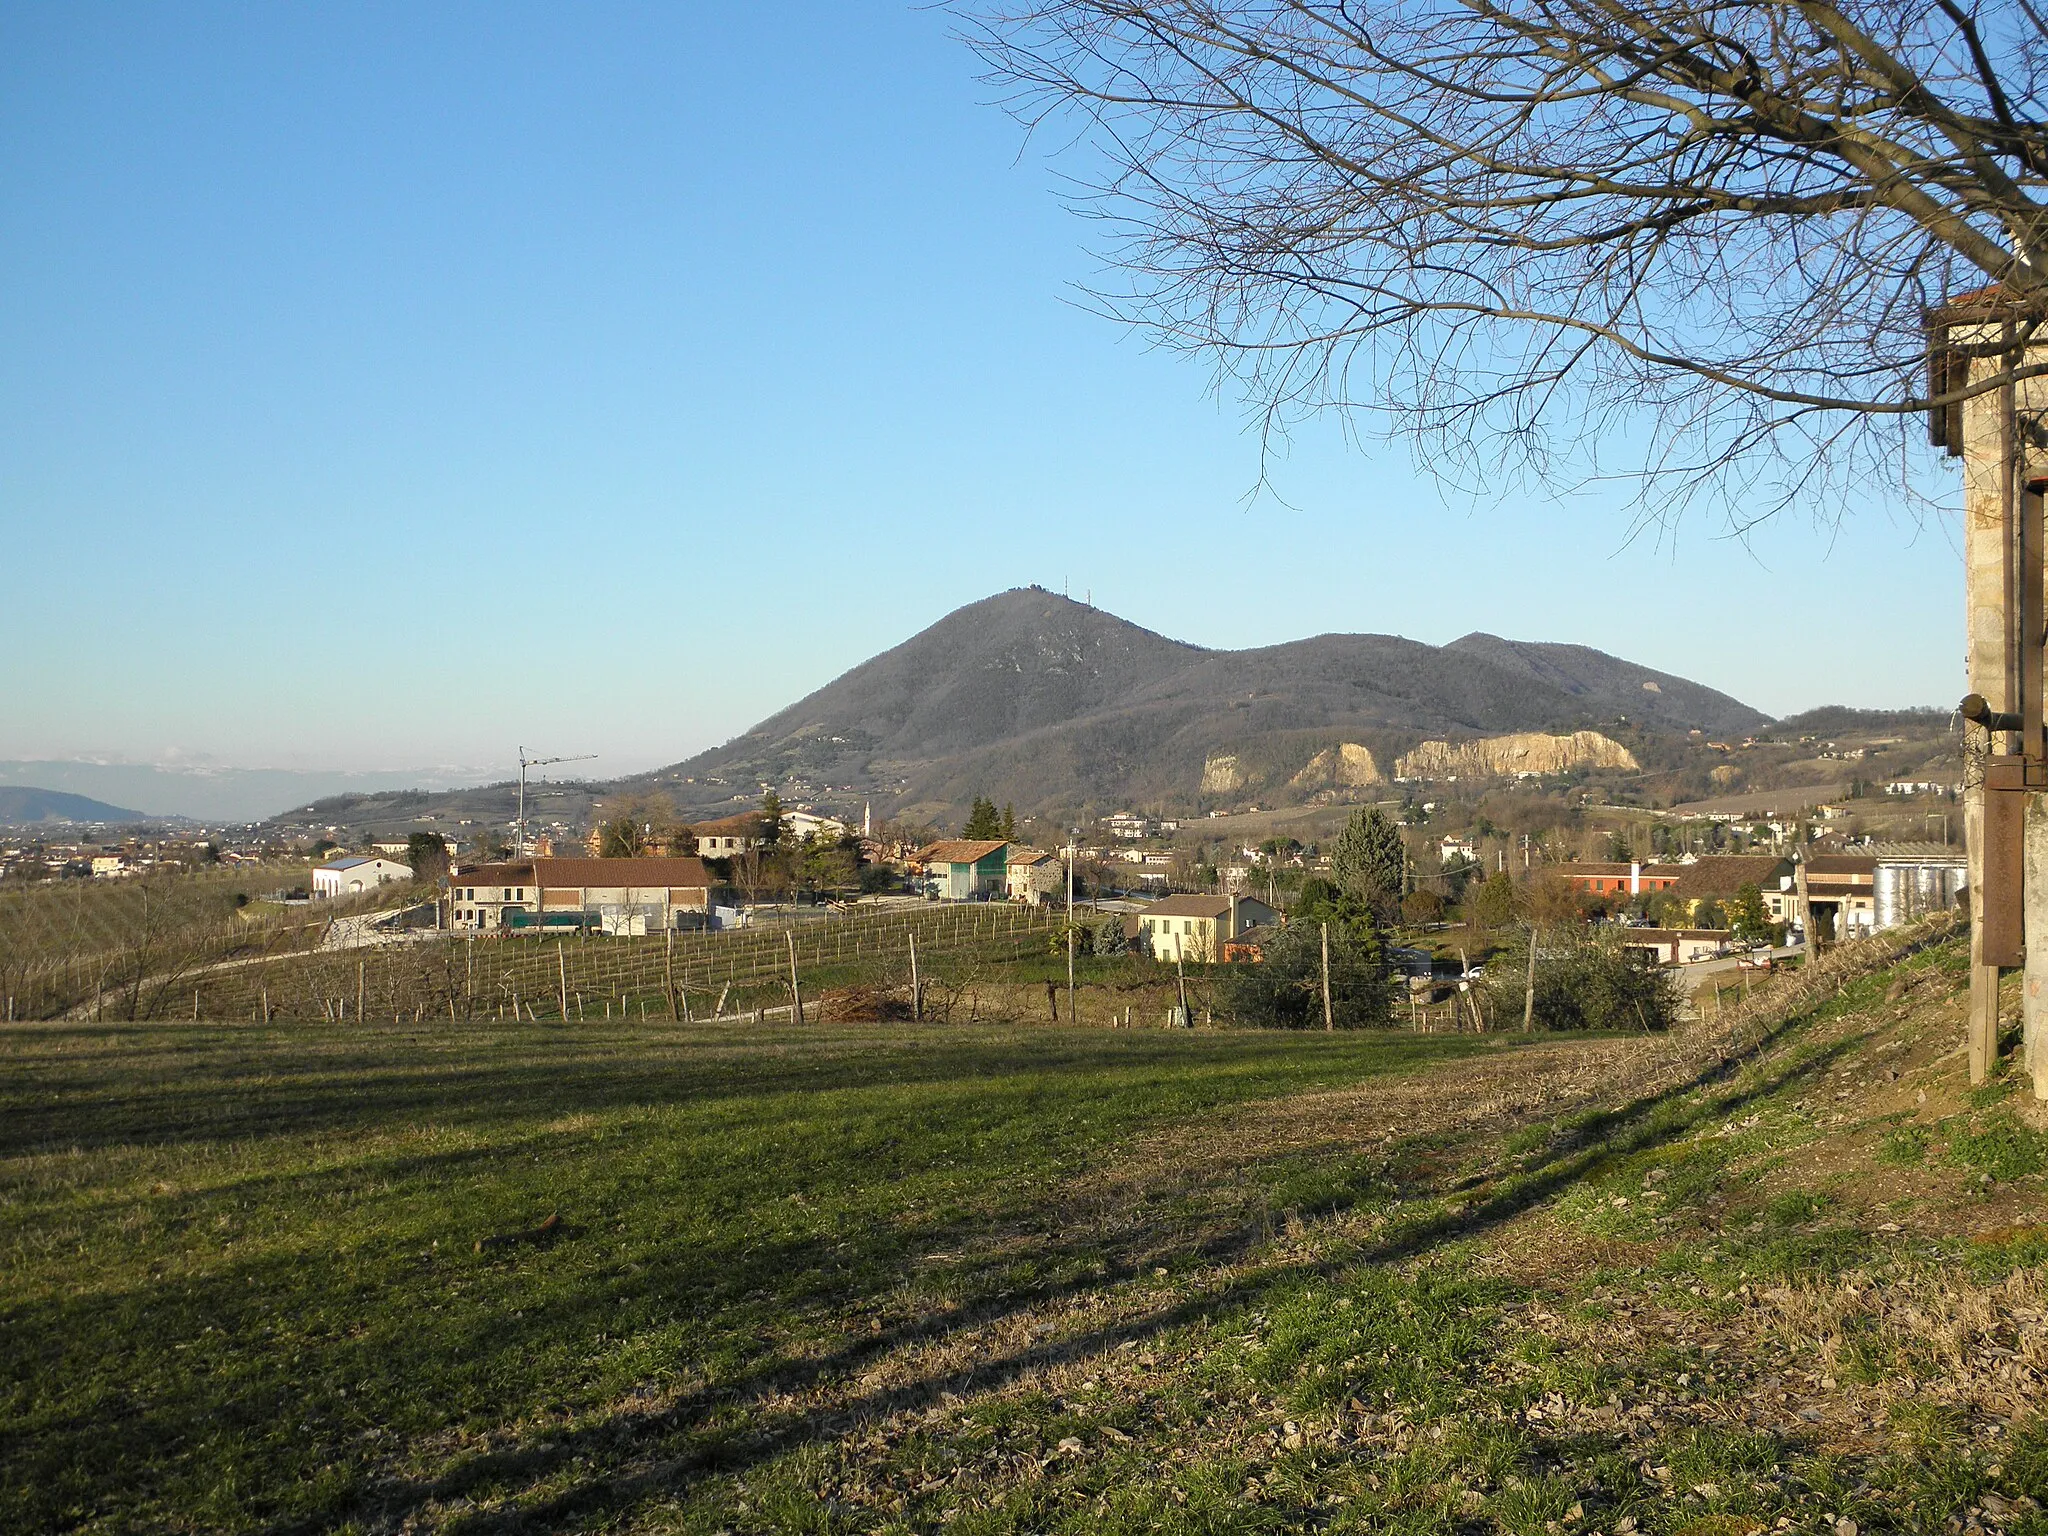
[[451, 856, 730, 935]]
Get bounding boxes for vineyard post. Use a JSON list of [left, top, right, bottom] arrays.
[[1318, 922, 1333, 1031], [665, 929, 678, 1021], [787, 929, 803, 1025], [356, 959, 365, 1025], [1522, 925, 1538, 1033], [558, 942, 569, 1022], [909, 933, 921, 1022]]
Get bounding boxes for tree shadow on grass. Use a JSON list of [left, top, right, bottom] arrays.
[[321, 1009, 1862, 1532], [3, 1027, 1505, 1532], [0, 1023, 1485, 1158]]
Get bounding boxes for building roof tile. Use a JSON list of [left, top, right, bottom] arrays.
[[532, 856, 715, 888], [916, 840, 1010, 865], [1142, 894, 1241, 919], [1670, 855, 1789, 900]]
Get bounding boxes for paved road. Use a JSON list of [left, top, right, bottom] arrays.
[[1675, 943, 1804, 993]]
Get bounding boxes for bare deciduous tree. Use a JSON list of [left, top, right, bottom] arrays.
[[965, 1, 2048, 523]]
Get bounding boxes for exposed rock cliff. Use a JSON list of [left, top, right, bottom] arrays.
[[1201, 754, 1245, 793], [1289, 743, 1384, 790], [1394, 730, 1638, 780]]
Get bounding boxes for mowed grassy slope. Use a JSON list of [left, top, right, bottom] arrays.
[[7, 933, 2048, 1536], [0, 1019, 1490, 1533]]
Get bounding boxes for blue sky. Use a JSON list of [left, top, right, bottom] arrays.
[[0, 1, 1964, 787]]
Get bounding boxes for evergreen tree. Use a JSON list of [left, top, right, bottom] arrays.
[[405, 832, 450, 884], [1469, 871, 1519, 930], [1330, 806, 1405, 921], [999, 803, 1017, 842], [1728, 882, 1777, 945], [963, 795, 1003, 840], [759, 790, 787, 850]]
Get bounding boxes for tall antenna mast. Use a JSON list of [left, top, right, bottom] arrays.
[[516, 746, 596, 857]]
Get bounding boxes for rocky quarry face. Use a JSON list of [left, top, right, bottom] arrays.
[[1393, 730, 1638, 780], [1289, 743, 1385, 789], [1200, 754, 1244, 793]]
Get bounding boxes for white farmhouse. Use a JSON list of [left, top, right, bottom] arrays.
[[311, 855, 412, 898]]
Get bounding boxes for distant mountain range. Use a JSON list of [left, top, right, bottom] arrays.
[[278, 589, 1774, 837], [0, 761, 503, 823], [0, 786, 150, 825]]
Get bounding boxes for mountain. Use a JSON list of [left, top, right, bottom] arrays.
[[0, 786, 151, 825], [258, 589, 1774, 838], [635, 589, 1770, 822]]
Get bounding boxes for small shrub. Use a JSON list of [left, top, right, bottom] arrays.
[[1479, 929, 1682, 1031], [1048, 923, 1095, 958], [1948, 1112, 2048, 1182], [1877, 1125, 1930, 1166], [1765, 1190, 1829, 1226], [1220, 920, 1393, 1029]]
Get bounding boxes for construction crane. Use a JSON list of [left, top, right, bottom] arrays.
[[516, 747, 597, 857]]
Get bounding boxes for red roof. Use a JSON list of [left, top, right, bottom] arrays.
[[1143, 894, 1279, 920], [916, 840, 1009, 866], [453, 861, 534, 882], [532, 856, 715, 888], [689, 813, 763, 838]]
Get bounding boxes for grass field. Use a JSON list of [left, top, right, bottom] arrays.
[[3, 927, 2045, 1534], [0, 1019, 1489, 1532]]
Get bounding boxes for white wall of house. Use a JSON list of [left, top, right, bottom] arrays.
[[312, 857, 412, 899]]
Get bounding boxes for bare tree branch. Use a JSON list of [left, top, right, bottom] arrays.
[[962, 0, 2048, 522]]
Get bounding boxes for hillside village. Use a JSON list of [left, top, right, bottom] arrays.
[[1, 598, 1971, 999]]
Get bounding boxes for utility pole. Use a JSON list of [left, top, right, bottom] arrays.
[[1794, 843, 1814, 963], [1065, 834, 1077, 1027], [516, 747, 596, 858]]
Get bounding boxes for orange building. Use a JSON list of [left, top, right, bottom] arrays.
[[1553, 861, 1685, 898]]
